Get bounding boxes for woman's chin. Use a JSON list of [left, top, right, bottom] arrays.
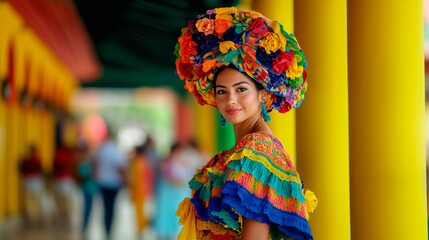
[[226, 118, 242, 125]]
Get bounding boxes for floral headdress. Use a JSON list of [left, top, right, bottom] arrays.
[[174, 7, 308, 113]]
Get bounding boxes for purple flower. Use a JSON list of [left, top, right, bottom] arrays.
[[222, 26, 242, 43], [256, 47, 280, 69], [192, 33, 219, 55], [268, 71, 286, 88]]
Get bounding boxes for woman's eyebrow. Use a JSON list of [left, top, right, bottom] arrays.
[[233, 82, 250, 86], [216, 82, 250, 88]]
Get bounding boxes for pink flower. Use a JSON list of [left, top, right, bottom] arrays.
[[196, 18, 215, 36]]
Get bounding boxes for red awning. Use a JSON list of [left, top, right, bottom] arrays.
[[9, 0, 102, 82]]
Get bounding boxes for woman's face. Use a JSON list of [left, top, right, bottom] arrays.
[[215, 67, 266, 125]]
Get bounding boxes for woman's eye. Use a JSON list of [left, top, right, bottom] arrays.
[[237, 87, 247, 92], [217, 89, 226, 95]]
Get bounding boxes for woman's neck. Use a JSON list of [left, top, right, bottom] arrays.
[[232, 115, 271, 146]]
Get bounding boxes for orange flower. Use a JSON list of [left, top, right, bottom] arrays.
[[215, 19, 233, 37], [202, 58, 218, 73], [250, 11, 263, 19], [178, 34, 197, 63], [196, 18, 215, 36]]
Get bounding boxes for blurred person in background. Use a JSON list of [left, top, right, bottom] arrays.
[[51, 142, 76, 228], [95, 130, 128, 239], [189, 139, 211, 164], [74, 138, 98, 239], [19, 145, 44, 227], [143, 136, 159, 168], [129, 144, 154, 239], [153, 142, 203, 240]]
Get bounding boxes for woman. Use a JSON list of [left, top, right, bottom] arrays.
[[175, 7, 317, 240], [129, 144, 154, 238]]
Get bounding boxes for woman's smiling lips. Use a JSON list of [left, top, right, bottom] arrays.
[[226, 109, 242, 115]]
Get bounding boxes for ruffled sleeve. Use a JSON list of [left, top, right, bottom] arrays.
[[220, 132, 315, 240]]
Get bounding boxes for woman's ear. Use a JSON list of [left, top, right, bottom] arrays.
[[260, 89, 269, 101]]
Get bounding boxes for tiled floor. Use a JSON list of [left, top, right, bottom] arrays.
[[1, 188, 157, 240]]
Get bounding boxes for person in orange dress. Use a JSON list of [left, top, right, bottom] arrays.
[[129, 144, 154, 237]]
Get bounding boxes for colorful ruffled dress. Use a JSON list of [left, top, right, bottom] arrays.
[[176, 131, 317, 240]]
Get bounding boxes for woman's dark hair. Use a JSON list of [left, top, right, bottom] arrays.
[[213, 65, 265, 94]]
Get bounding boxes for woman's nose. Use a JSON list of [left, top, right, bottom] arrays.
[[227, 93, 237, 104]]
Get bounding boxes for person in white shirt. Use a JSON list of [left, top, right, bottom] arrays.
[[95, 132, 127, 239]]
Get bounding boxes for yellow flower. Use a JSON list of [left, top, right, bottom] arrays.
[[219, 41, 237, 54], [180, 27, 190, 37], [259, 21, 287, 54], [269, 21, 287, 49], [286, 58, 303, 80], [215, 7, 237, 15], [215, 13, 233, 22], [304, 190, 318, 220], [260, 33, 283, 54]]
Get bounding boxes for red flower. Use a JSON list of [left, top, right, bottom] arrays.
[[279, 102, 291, 113], [192, 89, 207, 105], [249, 17, 265, 34], [176, 59, 194, 80], [188, 20, 197, 32], [196, 65, 205, 79], [272, 51, 295, 74]]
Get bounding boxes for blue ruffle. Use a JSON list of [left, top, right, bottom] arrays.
[[221, 181, 313, 240], [191, 189, 240, 230]]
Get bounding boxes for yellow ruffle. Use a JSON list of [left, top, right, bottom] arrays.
[[176, 198, 240, 239], [176, 198, 197, 240]]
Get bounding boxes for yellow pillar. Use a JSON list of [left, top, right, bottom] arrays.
[[0, 1, 20, 223], [294, 1, 350, 239], [2, 3, 25, 217], [252, 0, 297, 164], [348, 1, 427, 239], [39, 68, 53, 172]]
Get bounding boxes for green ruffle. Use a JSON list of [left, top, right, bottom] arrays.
[[225, 156, 305, 204], [188, 174, 205, 190], [210, 209, 240, 230]]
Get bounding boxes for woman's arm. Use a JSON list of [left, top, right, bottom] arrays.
[[241, 218, 270, 240]]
